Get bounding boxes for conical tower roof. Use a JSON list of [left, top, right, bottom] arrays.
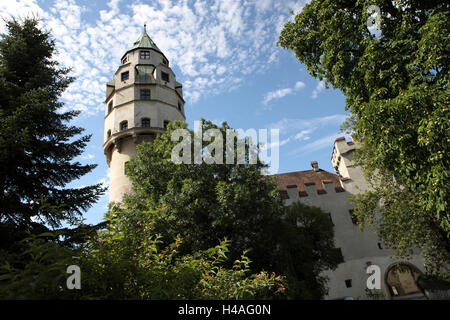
[[130, 26, 161, 52], [122, 25, 165, 59]]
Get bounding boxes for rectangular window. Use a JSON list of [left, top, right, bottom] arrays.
[[140, 50, 150, 59], [161, 71, 169, 82], [349, 209, 357, 225], [163, 120, 170, 129], [140, 89, 151, 100], [121, 71, 129, 81], [141, 118, 150, 128], [327, 213, 334, 226], [124, 161, 129, 175], [345, 279, 352, 288], [120, 121, 128, 131]]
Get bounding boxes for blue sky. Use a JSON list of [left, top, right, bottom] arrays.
[[1, 0, 351, 225]]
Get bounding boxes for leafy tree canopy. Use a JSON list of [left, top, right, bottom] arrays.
[[121, 120, 343, 299], [278, 0, 449, 270]]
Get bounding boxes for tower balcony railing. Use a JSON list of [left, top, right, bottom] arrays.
[[103, 126, 166, 166], [103, 126, 165, 150]]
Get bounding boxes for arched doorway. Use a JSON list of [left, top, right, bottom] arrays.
[[385, 262, 424, 299]]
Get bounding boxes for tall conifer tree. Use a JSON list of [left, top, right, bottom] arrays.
[[0, 18, 105, 246]]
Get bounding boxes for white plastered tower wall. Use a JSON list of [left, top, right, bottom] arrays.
[[104, 26, 186, 203]]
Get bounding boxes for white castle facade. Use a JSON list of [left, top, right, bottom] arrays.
[[104, 28, 425, 300], [273, 137, 425, 300]]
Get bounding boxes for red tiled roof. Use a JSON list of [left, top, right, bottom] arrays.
[[270, 169, 346, 195]]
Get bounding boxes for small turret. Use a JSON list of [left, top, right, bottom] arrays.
[[331, 136, 370, 194]]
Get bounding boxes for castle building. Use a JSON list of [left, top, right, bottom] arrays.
[[103, 26, 186, 202], [103, 28, 425, 300], [272, 137, 425, 300]]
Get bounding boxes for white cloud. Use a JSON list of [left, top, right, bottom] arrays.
[[265, 114, 349, 151], [267, 114, 348, 134], [311, 80, 325, 99], [295, 81, 305, 90], [262, 80, 305, 107], [1, 0, 311, 115], [81, 154, 95, 160], [291, 133, 342, 154], [263, 88, 293, 106], [294, 129, 311, 141], [0, 0, 47, 33]]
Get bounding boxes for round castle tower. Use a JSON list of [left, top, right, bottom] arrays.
[[103, 26, 186, 202]]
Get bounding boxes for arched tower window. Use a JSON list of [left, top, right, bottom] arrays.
[[141, 118, 150, 128], [120, 121, 128, 131]]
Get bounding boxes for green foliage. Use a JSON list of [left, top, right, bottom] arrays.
[[75, 209, 287, 300], [121, 120, 342, 299], [365, 288, 385, 300], [279, 0, 449, 269], [0, 214, 286, 300], [0, 18, 105, 244], [351, 160, 450, 274], [417, 274, 450, 291], [0, 232, 74, 299]]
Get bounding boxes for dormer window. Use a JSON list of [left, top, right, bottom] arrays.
[[161, 71, 169, 82], [120, 120, 128, 131], [121, 71, 129, 81], [140, 50, 150, 59]]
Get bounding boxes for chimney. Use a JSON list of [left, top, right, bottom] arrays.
[[311, 161, 319, 172]]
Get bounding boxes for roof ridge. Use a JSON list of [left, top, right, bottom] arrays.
[[270, 168, 338, 176]]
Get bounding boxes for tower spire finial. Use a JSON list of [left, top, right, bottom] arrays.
[[144, 23, 147, 33]]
